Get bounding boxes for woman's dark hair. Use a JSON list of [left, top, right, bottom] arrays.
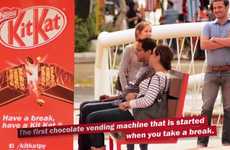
[[139, 38, 156, 53], [154, 45, 174, 70]]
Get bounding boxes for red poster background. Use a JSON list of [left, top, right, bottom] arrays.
[[0, 0, 74, 149]]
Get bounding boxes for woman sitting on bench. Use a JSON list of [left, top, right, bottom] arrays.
[[78, 22, 154, 150], [86, 39, 174, 150]]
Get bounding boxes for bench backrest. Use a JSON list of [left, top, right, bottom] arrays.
[[168, 70, 189, 118]]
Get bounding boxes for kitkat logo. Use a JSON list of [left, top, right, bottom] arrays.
[[0, 6, 67, 49]]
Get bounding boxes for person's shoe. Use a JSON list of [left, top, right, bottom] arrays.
[[111, 132, 124, 139]]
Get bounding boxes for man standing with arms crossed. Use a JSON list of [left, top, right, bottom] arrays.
[[198, 0, 230, 147]]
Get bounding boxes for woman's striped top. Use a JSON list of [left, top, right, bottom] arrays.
[[129, 71, 169, 109]]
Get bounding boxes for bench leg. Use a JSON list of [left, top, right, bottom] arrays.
[[109, 136, 122, 150], [116, 141, 122, 150], [109, 137, 113, 150]]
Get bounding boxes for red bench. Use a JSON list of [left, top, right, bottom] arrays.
[[109, 70, 189, 150]]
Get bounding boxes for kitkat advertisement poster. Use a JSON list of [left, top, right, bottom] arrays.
[[0, 0, 74, 149]]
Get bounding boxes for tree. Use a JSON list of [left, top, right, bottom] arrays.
[[114, 0, 127, 30]]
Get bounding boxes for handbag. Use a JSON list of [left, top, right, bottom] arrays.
[[133, 74, 168, 120], [115, 68, 154, 92], [123, 69, 155, 95]]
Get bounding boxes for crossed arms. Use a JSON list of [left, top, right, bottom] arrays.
[[201, 34, 230, 51]]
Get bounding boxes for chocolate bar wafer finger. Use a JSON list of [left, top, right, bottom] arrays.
[[0, 65, 28, 106], [38, 63, 73, 103]]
